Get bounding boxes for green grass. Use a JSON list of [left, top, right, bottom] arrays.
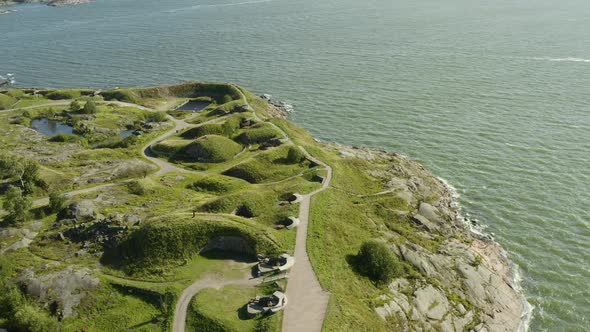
[[188, 175, 250, 194], [235, 123, 282, 145], [152, 138, 190, 157], [0, 93, 17, 110], [222, 145, 312, 184], [109, 214, 284, 275], [62, 281, 165, 332], [188, 285, 280, 332], [179, 135, 243, 163]]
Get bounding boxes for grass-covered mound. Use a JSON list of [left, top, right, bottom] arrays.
[[180, 135, 242, 163], [111, 215, 282, 274], [0, 93, 17, 110], [151, 138, 190, 157], [188, 285, 279, 332], [180, 116, 242, 139], [236, 123, 282, 145], [101, 82, 243, 108], [188, 175, 250, 194], [200, 189, 276, 218], [222, 145, 311, 184]]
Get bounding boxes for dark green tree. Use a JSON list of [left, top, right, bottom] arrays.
[[48, 192, 67, 213], [82, 100, 97, 114], [3, 186, 31, 225], [356, 240, 404, 284], [70, 100, 81, 112], [0, 154, 47, 195]]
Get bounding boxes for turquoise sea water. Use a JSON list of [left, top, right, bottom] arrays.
[[1, 0, 589, 329]]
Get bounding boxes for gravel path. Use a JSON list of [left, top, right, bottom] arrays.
[[235, 86, 333, 332], [172, 265, 259, 332]]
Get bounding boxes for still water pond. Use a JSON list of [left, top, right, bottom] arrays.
[[30, 118, 73, 137]]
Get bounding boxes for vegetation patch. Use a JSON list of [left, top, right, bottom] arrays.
[[0, 93, 17, 110], [179, 135, 242, 163], [109, 215, 281, 274], [188, 285, 279, 332], [236, 123, 282, 145], [188, 175, 250, 194], [222, 146, 311, 184]]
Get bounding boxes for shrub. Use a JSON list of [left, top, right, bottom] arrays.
[[148, 112, 168, 123], [180, 135, 242, 163], [2, 186, 31, 225], [127, 180, 145, 195], [355, 240, 404, 284], [48, 192, 67, 213], [49, 133, 80, 143], [82, 100, 97, 114], [70, 100, 81, 111]]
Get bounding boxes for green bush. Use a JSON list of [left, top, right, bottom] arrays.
[[70, 100, 81, 112], [49, 133, 80, 143], [188, 175, 249, 194], [0, 93, 16, 110], [82, 100, 97, 114], [355, 240, 404, 284], [211, 100, 244, 115], [148, 112, 168, 123], [94, 135, 139, 149], [2, 186, 31, 225], [48, 192, 67, 213], [127, 180, 145, 195], [180, 135, 242, 163], [46, 89, 81, 100]]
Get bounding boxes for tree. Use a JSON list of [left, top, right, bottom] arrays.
[[3, 186, 31, 225], [356, 240, 404, 284], [48, 192, 67, 213], [82, 100, 97, 114], [0, 154, 47, 195], [70, 100, 81, 112]]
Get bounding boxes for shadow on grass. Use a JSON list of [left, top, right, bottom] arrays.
[[199, 249, 257, 264]]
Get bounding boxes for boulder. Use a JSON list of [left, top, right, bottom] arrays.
[[413, 285, 449, 320], [64, 200, 97, 222]]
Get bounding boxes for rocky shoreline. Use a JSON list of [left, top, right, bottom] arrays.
[[332, 145, 531, 331]]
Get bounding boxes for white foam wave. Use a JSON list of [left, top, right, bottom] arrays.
[[166, 0, 274, 13], [437, 176, 534, 331], [529, 56, 590, 63]]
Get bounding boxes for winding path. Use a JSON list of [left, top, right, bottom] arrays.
[[235, 86, 333, 332], [173, 269, 259, 332]]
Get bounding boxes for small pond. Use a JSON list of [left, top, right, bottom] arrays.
[[176, 100, 211, 112], [30, 118, 74, 137], [119, 130, 135, 139]]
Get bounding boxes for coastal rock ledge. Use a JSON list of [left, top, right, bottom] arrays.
[[336, 145, 530, 332]]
